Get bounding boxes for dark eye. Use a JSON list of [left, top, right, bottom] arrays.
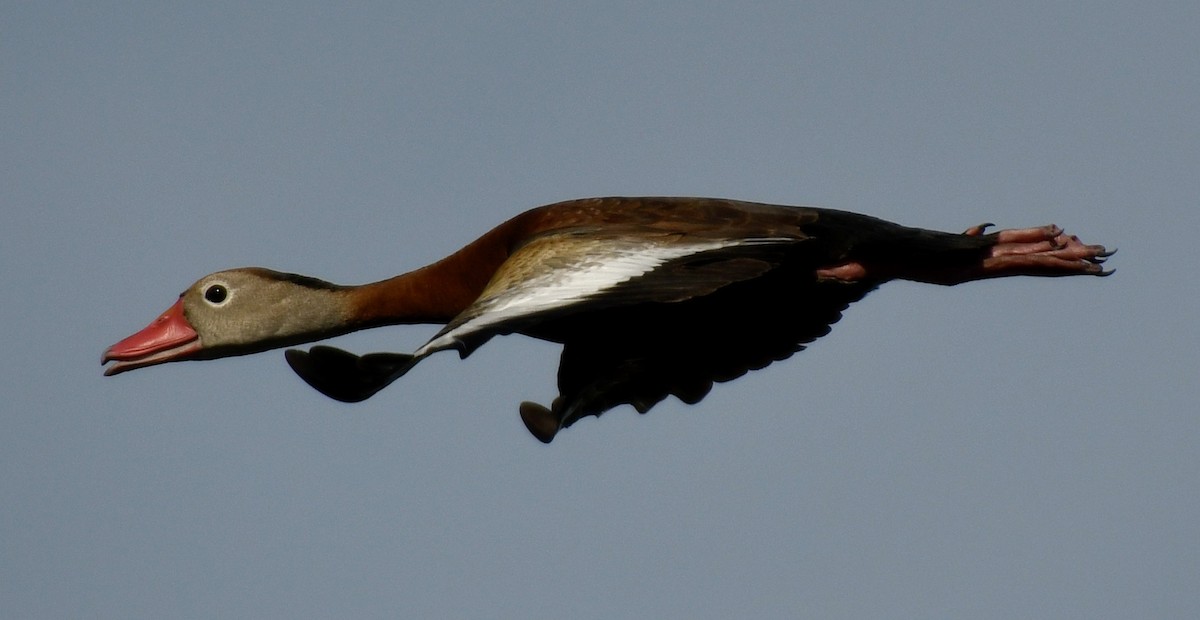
[[204, 284, 228, 304]]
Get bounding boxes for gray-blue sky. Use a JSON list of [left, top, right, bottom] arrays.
[[3, 2, 1197, 618]]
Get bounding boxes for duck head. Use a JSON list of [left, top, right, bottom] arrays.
[[103, 268, 349, 375]]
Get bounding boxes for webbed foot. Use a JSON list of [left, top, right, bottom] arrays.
[[285, 345, 415, 403], [519, 401, 561, 444]]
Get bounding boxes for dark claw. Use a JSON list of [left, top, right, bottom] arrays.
[[964, 222, 995, 236], [1087, 247, 1116, 265]]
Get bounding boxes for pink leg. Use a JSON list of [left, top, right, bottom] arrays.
[[817, 224, 1113, 284], [980, 225, 1113, 278]]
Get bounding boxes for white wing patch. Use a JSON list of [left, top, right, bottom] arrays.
[[412, 232, 782, 358]]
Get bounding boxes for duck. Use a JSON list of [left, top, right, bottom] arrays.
[[102, 197, 1112, 442]]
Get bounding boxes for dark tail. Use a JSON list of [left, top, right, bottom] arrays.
[[809, 209, 1112, 285]]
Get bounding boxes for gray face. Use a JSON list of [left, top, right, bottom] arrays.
[[179, 268, 349, 356]]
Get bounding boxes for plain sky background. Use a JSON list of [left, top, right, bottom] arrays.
[[3, 2, 1197, 618]]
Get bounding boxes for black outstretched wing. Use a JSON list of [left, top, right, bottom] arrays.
[[519, 265, 879, 442]]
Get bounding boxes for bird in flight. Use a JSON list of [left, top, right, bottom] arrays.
[[103, 197, 1112, 442]]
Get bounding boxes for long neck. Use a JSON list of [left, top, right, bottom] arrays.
[[344, 215, 532, 328]]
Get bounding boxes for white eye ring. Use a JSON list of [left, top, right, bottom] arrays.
[[202, 280, 233, 307]]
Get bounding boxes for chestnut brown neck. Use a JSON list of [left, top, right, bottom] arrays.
[[345, 212, 540, 328]]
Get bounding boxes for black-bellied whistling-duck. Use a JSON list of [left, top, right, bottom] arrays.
[[103, 197, 1112, 442]]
